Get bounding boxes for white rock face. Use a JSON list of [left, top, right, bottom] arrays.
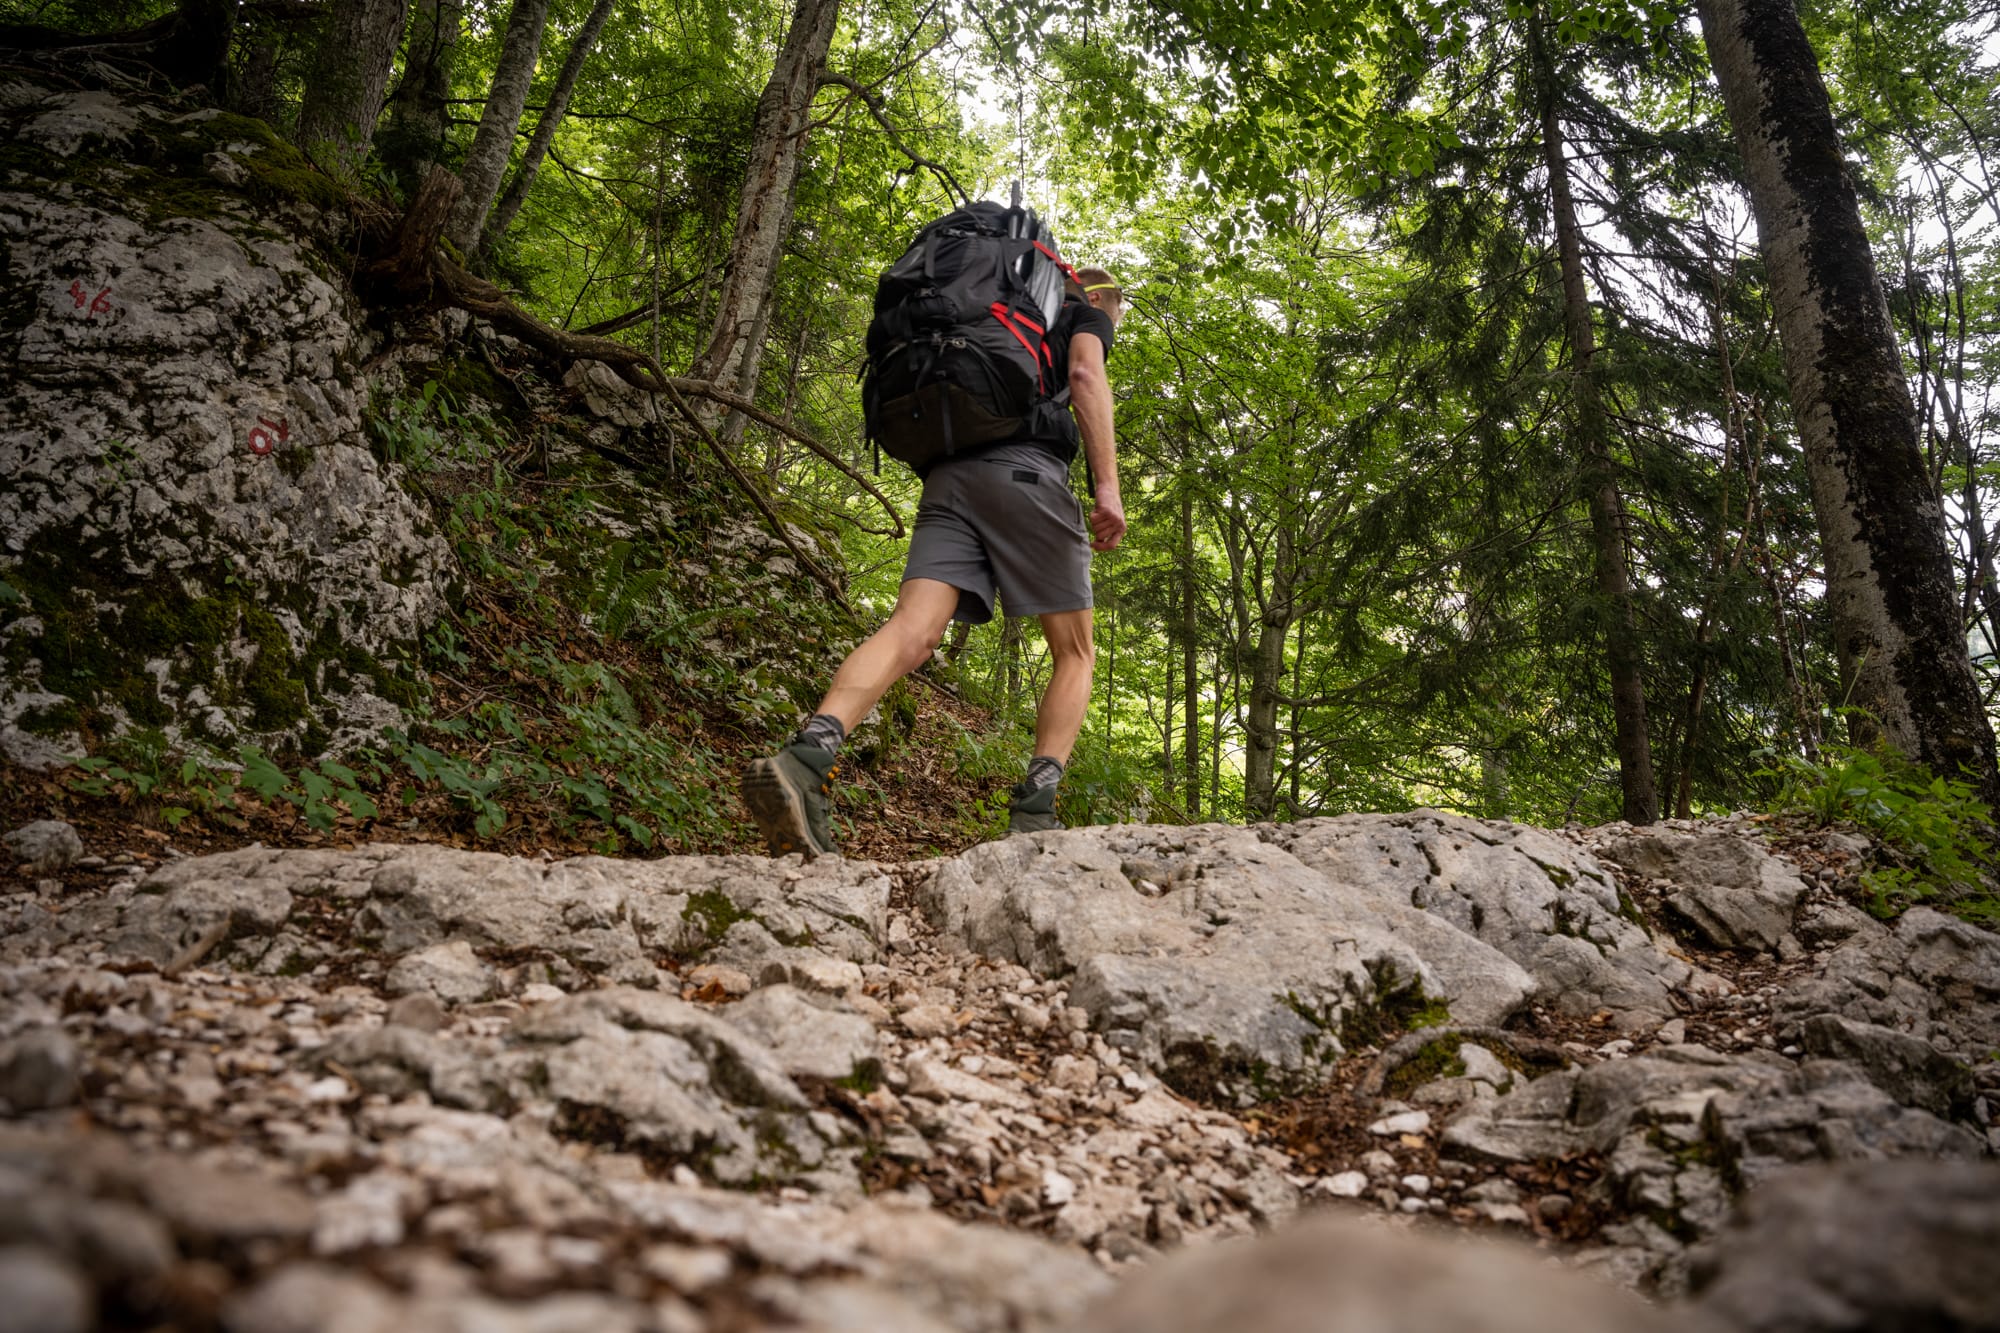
[[1607, 828, 1807, 953], [0, 83, 448, 763], [1270, 812, 1693, 1027], [921, 824, 1446, 1102]]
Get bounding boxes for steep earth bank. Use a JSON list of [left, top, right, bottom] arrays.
[[3, 810, 1996, 1331]]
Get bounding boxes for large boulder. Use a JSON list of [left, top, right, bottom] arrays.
[[1054, 1209, 1710, 1333], [1797, 1014, 1976, 1120], [1691, 1160, 2000, 1332], [919, 825, 1450, 1102], [1269, 812, 1697, 1027], [0, 79, 447, 763], [1772, 907, 2000, 1059], [1443, 1045, 1987, 1293], [1605, 828, 1807, 954]]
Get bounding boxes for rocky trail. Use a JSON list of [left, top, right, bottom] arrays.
[[4, 811, 1999, 1332]]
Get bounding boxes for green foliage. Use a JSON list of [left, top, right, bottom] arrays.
[[1762, 737, 1998, 923], [366, 383, 484, 472], [30, 0, 2000, 855], [1057, 739, 1173, 830], [69, 733, 384, 833]]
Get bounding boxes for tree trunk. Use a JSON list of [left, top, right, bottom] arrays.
[[1698, 0, 2000, 804], [1244, 524, 1295, 821], [446, 0, 553, 253], [155, 0, 238, 91], [233, 32, 280, 121], [480, 0, 617, 253], [383, 0, 461, 190], [1211, 649, 1226, 819], [1000, 614, 1024, 718], [1289, 616, 1305, 813], [1181, 488, 1201, 821], [375, 164, 461, 298], [1530, 12, 1660, 825], [296, 0, 409, 177], [688, 0, 841, 440]]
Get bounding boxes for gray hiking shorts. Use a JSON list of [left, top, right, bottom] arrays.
[[903, 445, 1092, 625]]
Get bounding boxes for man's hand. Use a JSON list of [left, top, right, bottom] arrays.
[[1089, 492, 1127, 551]]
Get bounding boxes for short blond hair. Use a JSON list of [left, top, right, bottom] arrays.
[[1074, 266, 1123, 309]]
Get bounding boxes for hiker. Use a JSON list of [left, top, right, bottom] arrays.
[[742, 263, 1130, 856]]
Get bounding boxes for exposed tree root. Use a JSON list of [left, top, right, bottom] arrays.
[[657, 378, 856, 616], [411, 247, 896, 605]]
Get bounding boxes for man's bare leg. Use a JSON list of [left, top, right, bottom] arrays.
[[744, 578, 962, 857], [1004, 608, 1095, 835], [815, 578, 963, 732], [1032, 608, 1096, 763]]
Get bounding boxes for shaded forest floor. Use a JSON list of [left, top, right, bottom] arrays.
[[0, 681, 1003, 874]]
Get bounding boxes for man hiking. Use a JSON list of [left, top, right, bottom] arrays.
[[741, 265, 1129, 856]]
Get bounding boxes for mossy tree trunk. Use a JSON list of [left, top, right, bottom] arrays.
[[382, 0, 462, 190], [1698, 0, 2000, 805], [688, 0, 841, 443], [446, 0, 552, 252], [1243, 517, 1296, 822], [296, 0, 409, 178]]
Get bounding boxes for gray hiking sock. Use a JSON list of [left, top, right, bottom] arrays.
[[1023, 755, 1065, 792], [793, 713, 846, 755]]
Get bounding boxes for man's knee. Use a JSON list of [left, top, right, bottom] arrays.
[[886, 617, 947, 673], [1051, 636, 1094, 670], [1042, 611, 1095, 667]]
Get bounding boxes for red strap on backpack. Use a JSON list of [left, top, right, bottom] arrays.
[[989, 303, 1053, 392]]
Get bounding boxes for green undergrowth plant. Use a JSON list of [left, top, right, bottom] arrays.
[[68, 730, 382, 833], [1760, 734, 1998, 924], [1057, 736, 1175, 830], [360, 366, 847, 851]]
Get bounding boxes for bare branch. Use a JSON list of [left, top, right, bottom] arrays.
[[819, 69, 969, 206], [665, 377, 905, 539]]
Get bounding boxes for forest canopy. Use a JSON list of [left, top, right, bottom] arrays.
[[10, 0, 2000, 834]]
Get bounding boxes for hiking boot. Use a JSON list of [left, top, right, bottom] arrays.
[[742, 742, 838, 857], [1006, 780, 1062, 836]]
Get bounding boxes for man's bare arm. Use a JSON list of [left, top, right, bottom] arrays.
[[1068, 331, 1124, 552]]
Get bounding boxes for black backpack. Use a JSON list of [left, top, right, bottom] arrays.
[[861, 196, 1074, 472]]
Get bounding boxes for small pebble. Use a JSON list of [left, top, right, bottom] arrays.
[[1367, 1110, 1430, 1137], [1316, 1171, 1368, 1199]]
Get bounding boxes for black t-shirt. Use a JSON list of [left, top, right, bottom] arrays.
[[1049, 298, 1117, 376], [1011, 297, 1116, 458]]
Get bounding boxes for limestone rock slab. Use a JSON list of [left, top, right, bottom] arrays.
[[1692, 1160, 2000, 1333], [1270, 812, 1690, 1027], [920, 825, 1437, 1101], [1773, 907, 2000, 1057], [723, 985, 881, 1083], [1608, 828, 1806, 953], [1798, 1014, 1975, 1120]]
